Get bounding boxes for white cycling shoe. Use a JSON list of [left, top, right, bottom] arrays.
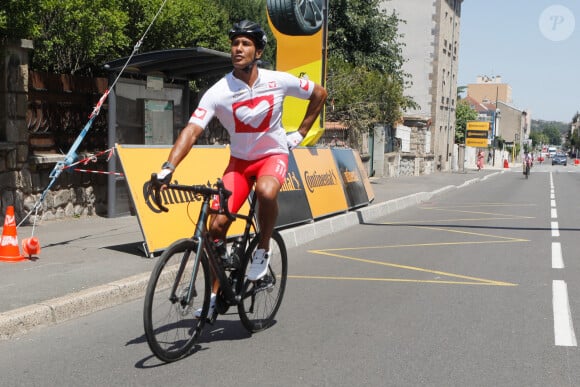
[[247, 249, 271, 281], [194, 293, 216, 319]]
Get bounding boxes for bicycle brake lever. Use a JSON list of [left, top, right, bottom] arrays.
[[215, 179, 235, 221], [149, 173, 169, 212]]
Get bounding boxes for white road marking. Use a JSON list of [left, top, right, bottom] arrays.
[[551, 222, 560, 237], [552, 242, 564, 269], [553, 280, 577, 346], [551, 200, 556, 207], [551, 208, 558, 219]]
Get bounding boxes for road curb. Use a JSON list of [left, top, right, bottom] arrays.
[[0, 172, 500, 340]]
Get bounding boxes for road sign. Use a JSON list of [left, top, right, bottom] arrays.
[[466, 121, 490, 147]]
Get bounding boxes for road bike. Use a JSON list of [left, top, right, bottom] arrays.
[[523, 162, 531, 179], [143, 175, 287, 362]]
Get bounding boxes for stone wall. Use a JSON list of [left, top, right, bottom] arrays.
[[0, 40, 105, 223]]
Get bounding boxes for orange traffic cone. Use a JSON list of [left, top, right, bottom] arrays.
[[0, 206, 25, 262], [22, 236, 40, 258]]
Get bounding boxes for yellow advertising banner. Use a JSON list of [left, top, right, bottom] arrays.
[[116, 144, 248, 255], [292, 147, 348, 218], [268, 15, 326, 146]]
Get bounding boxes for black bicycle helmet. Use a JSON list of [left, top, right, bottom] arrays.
[[228, 20, 267, 50]]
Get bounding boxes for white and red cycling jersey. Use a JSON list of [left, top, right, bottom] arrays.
[[188, 68, 315, 160]]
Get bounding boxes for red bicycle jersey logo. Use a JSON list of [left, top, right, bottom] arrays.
[[233, 95, 274, 133]]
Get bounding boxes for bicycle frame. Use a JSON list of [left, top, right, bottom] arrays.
[[181, 189, 259, 308]]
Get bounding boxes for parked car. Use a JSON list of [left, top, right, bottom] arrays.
[[552, 153, 567, 166]]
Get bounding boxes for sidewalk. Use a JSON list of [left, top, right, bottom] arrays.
[[0, 168, 503, 339]]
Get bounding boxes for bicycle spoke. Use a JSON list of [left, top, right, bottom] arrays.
[[144, 239, 210, 362]]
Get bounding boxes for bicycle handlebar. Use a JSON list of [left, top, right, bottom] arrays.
[[148, 174, 235, 221]]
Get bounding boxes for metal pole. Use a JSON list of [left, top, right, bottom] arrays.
[[107, 82, 117, 218]]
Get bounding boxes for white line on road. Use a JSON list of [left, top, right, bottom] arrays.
[[551, 208, 558, 219], [551, 222, 560, 237], [551, 200, 556, 208], [550, 193, 555, 199], [553, 280, 577, 346], [552, 242, 564, 269]]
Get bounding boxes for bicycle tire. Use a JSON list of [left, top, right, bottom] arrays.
[[237, 231, 287, 332], [143, 238, 210, 362]]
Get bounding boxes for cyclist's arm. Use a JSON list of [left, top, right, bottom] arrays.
[[166, 122, 205, 169], [296, 83, 328, 137]]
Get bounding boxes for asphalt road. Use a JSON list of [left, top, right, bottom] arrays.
[[2, 165, 580, 386]]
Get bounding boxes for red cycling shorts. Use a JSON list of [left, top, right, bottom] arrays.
[[211, 153, 288, 214]]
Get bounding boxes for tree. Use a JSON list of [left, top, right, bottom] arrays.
[[124, 0, 230, 53], [216, 0, 275, 66], [326, 0, 415, 148], [329, 0, 408, 84], [454, 99, 478, 144], [0, 0, 40, 44], [31, 0, 130, 75], [529, 131, 549, 148], [542, 125, 562, 146]]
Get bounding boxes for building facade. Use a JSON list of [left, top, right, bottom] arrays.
[[467, 76, 531, 160], [467, 75, 512, 105], [380, 0, 463, 171]]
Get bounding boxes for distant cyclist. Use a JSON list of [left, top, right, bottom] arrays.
[[156, 20, 327, 317], [523, 151, 533, 176]]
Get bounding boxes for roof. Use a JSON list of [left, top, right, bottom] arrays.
[[464, 95, 495, 113], [103, 47, 232, 80]]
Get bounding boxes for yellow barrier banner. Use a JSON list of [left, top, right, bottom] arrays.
[[116, 144, 248, 255], [353, 150, 375, 202], [292, 147, 348, 218], [268, 16, 326, 146], [331, 148, 371, 209]]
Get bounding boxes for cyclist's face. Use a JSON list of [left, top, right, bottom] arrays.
[[231, 36, 262, 68]]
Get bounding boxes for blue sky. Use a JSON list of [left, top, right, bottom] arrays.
[[458, 0, 580, 123]]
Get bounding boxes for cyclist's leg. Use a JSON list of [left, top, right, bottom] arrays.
[[249, 154, 288, 250], [209, 157, 252, 239]]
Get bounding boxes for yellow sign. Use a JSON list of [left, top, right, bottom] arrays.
[[116, 144, 248, 254], [465, 121, 490, 148], [268, 15, 326, 146], [466, 138, 489, 147], [292, 147, 348, 218], [466, 121, 490, 131]]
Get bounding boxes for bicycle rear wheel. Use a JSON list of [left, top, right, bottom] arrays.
[[143, 238, 210, 362], [237, 231, 287, 332]]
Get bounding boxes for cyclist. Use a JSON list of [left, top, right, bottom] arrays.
[[523, 151, 533, 176], [156, 20, 327, 316]]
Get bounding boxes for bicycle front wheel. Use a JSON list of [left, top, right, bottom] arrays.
[[143, 238, 210, 362], [237, 231, 287, 332]]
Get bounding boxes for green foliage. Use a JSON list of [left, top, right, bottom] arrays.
[[454, 99, 478, 144], [529, 131, 549, 147], [328, 0, 408, 83], [124, 0, 230, 52], [31, 0, 130, 75], [0, 0, 40, 43], [542, 125, 562, 145], [326, 0, 413, 146], [531, 119, 568, 132], [215, 0, 275, 66]]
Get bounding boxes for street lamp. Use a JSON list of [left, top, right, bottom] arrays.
[[492, 108, 501, 166]]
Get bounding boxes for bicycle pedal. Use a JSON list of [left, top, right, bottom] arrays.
[[207, 309, 219, 325]]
